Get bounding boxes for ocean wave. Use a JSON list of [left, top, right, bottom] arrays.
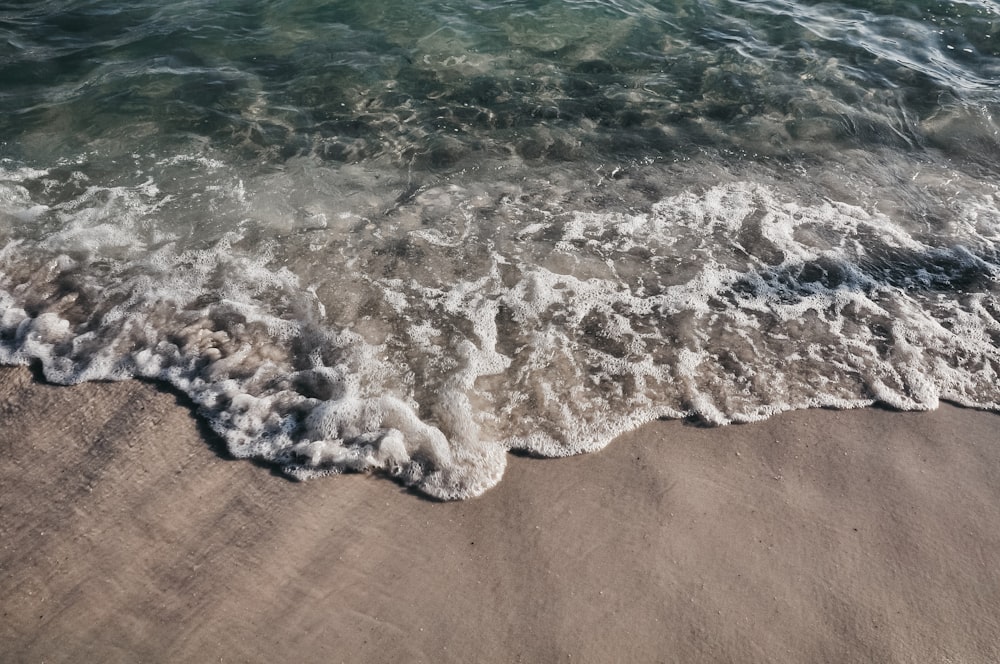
[[2, 157, 999, 498]]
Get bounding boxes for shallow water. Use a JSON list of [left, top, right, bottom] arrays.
[[1, 0, 999, 498]]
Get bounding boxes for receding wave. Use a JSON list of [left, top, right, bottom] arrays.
[[2, 153, 999, 498]]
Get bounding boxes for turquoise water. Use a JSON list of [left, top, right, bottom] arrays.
[[1, 0, 999, 498]]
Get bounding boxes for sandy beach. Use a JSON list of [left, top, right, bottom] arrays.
[[2, 363, 1000, 663]]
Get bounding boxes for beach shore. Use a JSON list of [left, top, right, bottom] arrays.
[[2, 364, 999, 663]]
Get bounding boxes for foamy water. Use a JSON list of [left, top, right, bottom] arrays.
[[2, 0, 999, 498]]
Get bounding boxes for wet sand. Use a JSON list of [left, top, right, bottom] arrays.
[[2, 364, 1000, 663]]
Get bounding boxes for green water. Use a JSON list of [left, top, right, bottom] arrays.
[[1, 0, 999, 498]]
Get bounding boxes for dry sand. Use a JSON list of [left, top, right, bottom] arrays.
[[2, 364, 1000, 663]]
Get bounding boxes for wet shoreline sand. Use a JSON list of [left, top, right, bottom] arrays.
[[2, 364, 999, 662]]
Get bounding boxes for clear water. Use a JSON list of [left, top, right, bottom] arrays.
[[1, 0, 999, 498]]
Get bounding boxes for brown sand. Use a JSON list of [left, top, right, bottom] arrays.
[[2, 364, 1000, 663]]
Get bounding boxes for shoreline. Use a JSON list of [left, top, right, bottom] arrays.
[[3, 364, 1000, 662]]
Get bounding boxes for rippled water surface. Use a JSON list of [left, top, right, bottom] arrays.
[[1, 0, 999, 497]]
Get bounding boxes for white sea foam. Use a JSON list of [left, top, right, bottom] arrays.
[[1, 156, 999, 498]]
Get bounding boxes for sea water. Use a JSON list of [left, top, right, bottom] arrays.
[[1, 0, 998, 498]]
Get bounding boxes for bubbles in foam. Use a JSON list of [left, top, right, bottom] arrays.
[[2, 156, 1000, 498]]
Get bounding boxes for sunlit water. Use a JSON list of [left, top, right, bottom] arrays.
[[2, 0, 999, 497]]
